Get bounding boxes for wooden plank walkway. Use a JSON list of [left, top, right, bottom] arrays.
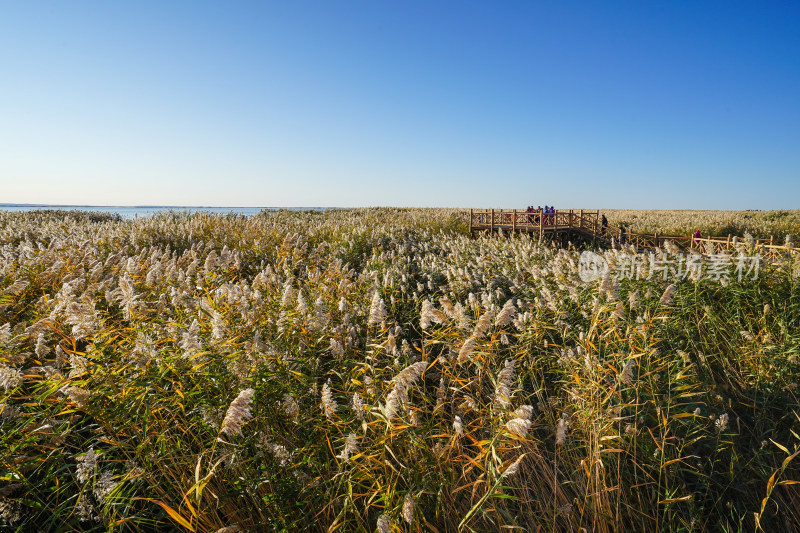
[[469, 208, 800, 264]]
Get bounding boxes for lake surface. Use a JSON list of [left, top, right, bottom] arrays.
[[0, 205, 332, 219]]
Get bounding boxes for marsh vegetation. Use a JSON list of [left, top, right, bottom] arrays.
[[1, 208, 799, 532]]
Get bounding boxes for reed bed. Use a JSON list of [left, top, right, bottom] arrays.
[[1, 207, 799, 532], [604, 209, 800, 241]]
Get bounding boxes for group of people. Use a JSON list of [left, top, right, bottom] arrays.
[[524, 205, 556, 224], [525, 205, 557, 214]]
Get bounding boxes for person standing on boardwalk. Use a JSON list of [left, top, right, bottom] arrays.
[[601, 214, 608, 235]]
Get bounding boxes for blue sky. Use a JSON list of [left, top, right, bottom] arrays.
[[1, 1, 798, 209]]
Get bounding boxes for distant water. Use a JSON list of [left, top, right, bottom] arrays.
[[0, 205, 331, 220]]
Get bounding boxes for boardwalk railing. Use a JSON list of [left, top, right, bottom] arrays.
[[469, 209, 601, 235], [470, 209, 800, 263]]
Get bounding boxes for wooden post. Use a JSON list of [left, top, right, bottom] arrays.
[[512, 209, 517, 233], [469, 209, 473, 236], [538, 208, 543, 236], [579, 209, 583, 229], [490, 209, 495, 233], [770, 235, 774, 247], [569, 209, 573, 228]]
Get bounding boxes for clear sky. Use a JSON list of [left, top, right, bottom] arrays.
[[1, 1, 799, 209]]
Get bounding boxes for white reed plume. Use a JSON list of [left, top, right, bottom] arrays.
[[503, 454, 525, 478], [337, 433, 358, 461], [117, 275, 138, 319], [454, 302, 470, 330], [377, 514, 390, 533], [495, 299, 517, 327], [628, 290, 640, 310], [351, 392, 365, 421], [267, 442, 291, 466], [2, 279, 28, 296], [439, 296, 456, 318], [619, 359, 636, 385], [420, 299, 446, 330], [282, 393, 299, 419], [505, 417, 531, 439], [321, 380, 337, 420], [402, 493, 415, 524], [68, 354, 88, 379], [473, 308, 496, 338], [368, 292, 387, 327], [220, 388, 255, 436], [383, 361, 427, 422], [715, 412, 729, 432], [132, 331, 156, 364], [280, 280, 296, 307], [204, 250, 219, 272], [211, 310, 226, 341], [457, 335, 477, 363], [181, 319, 202, 355], [453, 415, 464, 436], [76, 447, 97, 484], [611, 301, 625, 322], [393, 361, 427, 398], [468, 292, 478, 310], [330, 338, 345, 359], [65, 301, 98, 340], [93, 470, 118, 502], [0, 365, 23, 392], [514, 405, 533, 420], [493, 359, 515, 409], [295, 293, 308, 316], [556, 414, 569, 445], [384, 389, 400, 421], [312, 297, 328, 328], [659, 284, 676, 305], [385, 332, 397, 356], [0, 323, 10, 346], [599, 273, 619, 301]]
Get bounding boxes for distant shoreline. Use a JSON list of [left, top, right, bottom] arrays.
[[1, 203, 282, 209], [0, 205, 337, 220]]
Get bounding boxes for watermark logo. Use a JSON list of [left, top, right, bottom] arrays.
[[579, 251, 609, 282], [579, 251, 762, 283]]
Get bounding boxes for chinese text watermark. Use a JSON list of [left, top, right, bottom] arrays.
[[579, 251, 761, 283]]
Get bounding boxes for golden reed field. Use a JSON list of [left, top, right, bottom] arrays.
[[604, 209, 800, 242], [1, 207, 799, 532]]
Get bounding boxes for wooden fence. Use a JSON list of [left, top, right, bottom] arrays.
[[469, 208, 799, 263]]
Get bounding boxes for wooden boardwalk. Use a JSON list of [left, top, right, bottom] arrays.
[[469, 208, 800, 264]]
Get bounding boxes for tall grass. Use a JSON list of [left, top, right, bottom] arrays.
[[1, 208, 798, 532], [603, 208, 800, 240]]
